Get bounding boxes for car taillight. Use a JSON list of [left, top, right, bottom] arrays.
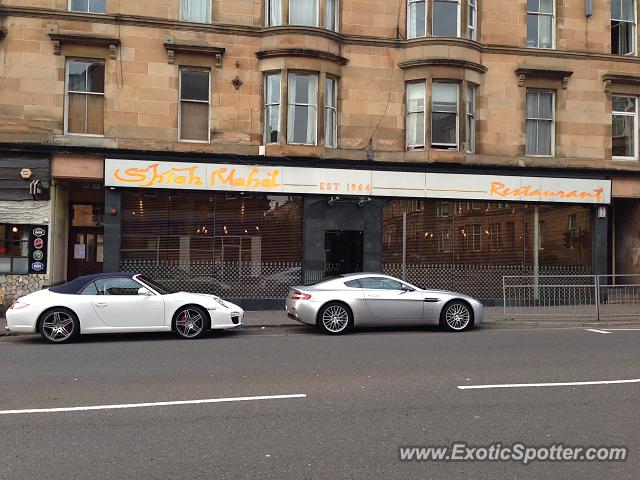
[[9, 302, 28, 310], [291, 292, 311, 300]]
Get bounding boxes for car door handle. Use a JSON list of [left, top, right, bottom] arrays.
[[95, 302, 108, 308], [423, 298, 440, 303]]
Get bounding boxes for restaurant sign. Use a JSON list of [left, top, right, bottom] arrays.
[[105, 159, 611, 205]]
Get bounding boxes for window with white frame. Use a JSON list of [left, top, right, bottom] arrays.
[[266, 0, 283, 26], [612, 95, 638, 159], [180, 0, 211, 23], [65, 59, 105, 135], [433, 0, 460, 37], [406, 81, 425, 149], [289, 0, 318, 26], [489, 223, 502, 251], [69, 0, 106, 13], [466, 84, 476, 153], [407, 0, 426, 38], [525, 90, 554, 156], [472, 224, 482, 251], [179, 68, 211, 142], [468, 0, 477, 40], [612, 0, 637, 55], [264, 73, 281, 144], [432, 82, 459, 150], [325, 76, 338, 148], [288, 73, 318, 145], [326, 0, 339, 32], [527, 0, 555, 48]]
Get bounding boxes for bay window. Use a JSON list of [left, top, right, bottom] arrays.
[[406, 81, 426, 149], [431, 82, 459, 150], [264, 73, 281, 144], [611, 0, 637, 55], [65, 59, 105, 136], [179, 68, 211, 142], [527, 0, 555, 48], [432, 0, 460, 37], [612, 95, 638, 159], [288, 73, 318, 145], [408, 0, 427, 38], [525, 90, 554, 156]]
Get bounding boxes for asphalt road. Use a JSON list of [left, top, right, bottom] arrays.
[[0, 325, 639, 479]]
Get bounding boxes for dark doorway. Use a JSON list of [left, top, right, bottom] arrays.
[[67, 203, 104, 279], [325, 230, 364, 276]]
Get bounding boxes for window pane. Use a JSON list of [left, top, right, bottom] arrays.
[[266, 105, 280, 143], [325, 77, 336, 108], [12, 258, 29, 275], [67, 92, 88, 134], [89, 0, 106, 13], [290, 74, 317, 105], [70, 0, 89, 12], [526, 119, 538, 155], [613, 96, 636, 113], [408, 1, 426, 38], [527, 14, 539, 47], [407, 112, 425, 147], [537, 120, 553, 155], [80, 282, 99, 295], [538, 15, 553, 48], [612, 115, 636, 157], [181, 69, 210, 101], [538, 92, 553, 119], [288, 105, 317, 144], [432, 112, 457, 146], [539, 0, 553, 13], [612, 21, 634, 54], [95, 278, 142, 295], [621, 0, 635, 20], [290, 0, 318, 25], [68, 61, 88, 92], [326, 0, 338, 31], [267, 0, 282, 25], [0, 258, 10, 273], [406, 82, 425, 111], [526, 91, 539, 117], [86, 94, 105, 135], [433, 83, 458, 112], [181, 0, 210, 22], [433, 1, 459, 37], [527, 0, 539, 11], [325, 109, 336, 147], [266, 74, 280, 104], [181, 101, 209, 141], [86, 62, 105, 93]]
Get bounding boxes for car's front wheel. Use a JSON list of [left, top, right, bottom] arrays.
[[39, 308, 80, 344], [173, 306, 208, 339], [318, 302, 353, 335], [440, 301, 473, 332]]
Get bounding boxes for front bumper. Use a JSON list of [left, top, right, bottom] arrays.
[[209, 303, 244, 329]]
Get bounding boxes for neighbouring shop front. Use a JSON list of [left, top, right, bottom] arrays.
[[104, 158, 611, 307]]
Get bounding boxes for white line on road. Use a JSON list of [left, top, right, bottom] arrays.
[[585, 328, 611, 334], [605, 328, 640, 331], [0, 394, 307, 416], [458, 379, 640, 390]]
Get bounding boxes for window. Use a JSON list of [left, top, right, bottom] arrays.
[[489, 223, 502, 251], [408, 0, 426, 38], [468, 0, 477, 40], [94, 277, 143, 296], [439, 228, 452, 252], [80, 282, 99, 295], [538, 220, 545, 250], [180, 0, 211, 23], [525, 90, 554, 156], [466, 85, 477, 153], [612, 95, 638, 159], [0, 225, 29, 274], [359, 277, 404, 290], [266, 0, 283, 26], [264, 73, 281, 144], [433, 0, 460, 37], [326, 0, 339, 31], [65, 59, 105, 135], [432, 82, 459, 150], [289, 0, 318, 26], [288, 73, 318, 145], [179, 68, 210, 142], [69, 0, 106, 13], [567, 214, 577, 249], [612, 0, 637, 55], [325, 76, 338, 147], [406, 81, 425, 149], [344, 279, 361, 288], [527, 0, 555, 48], [472, 224, 482, 251], [436, 201, 449, 217]]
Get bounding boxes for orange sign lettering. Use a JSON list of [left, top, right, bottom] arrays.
[[114, 163, 204, 188], [489, 182, 604, 201], [209, 167, 281, 190]]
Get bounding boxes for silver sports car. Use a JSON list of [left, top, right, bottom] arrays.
[[285, 273, 483, 335]]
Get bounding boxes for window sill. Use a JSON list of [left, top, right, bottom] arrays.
[[179, 139, 211, 144], [611, 156, 639, 161]]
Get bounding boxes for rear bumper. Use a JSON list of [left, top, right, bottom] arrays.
[[6, 309, 37, 333], [285, 299, 317, 326]]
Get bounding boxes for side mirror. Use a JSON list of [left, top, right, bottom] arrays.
[[400, 285, 414, 292], [138, 287, 153, 296]]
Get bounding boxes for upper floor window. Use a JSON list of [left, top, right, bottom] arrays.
[[264, 73, 281, 144], [266, 0, 283, 26], [180, 0, 211, 23], [65, 59, 105, 136], [527, 0, 555, 49], [612, 0, 637, 55], [179, 68, 211, 142], [290, 0, 319, 26], [466, 85, 477, 153], [468, 0, 478, 40], [433, 0, 460, 37], [69, 0, 106, 14], [525, 90, 554, 156], [325, 76, 338, 148], [612, 95, 638, 159], [288, 73, 318, 145], [432, 82, 459, 150], [406, 81, 426, 149], [326, 0, 339, 32], [408, 0, 427, 38], [0, 224, 29, 275]]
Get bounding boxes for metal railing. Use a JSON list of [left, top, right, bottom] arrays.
[[503, 274, 640, 322]]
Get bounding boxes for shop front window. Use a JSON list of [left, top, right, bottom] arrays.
[[0, 224, 29, 274]]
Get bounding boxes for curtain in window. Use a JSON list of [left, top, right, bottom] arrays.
[[432, 83, 458, 147], [326, 0, 338, 31], [181, 0, 210, 22], [288, 74, 317, 144], [325, 77, 337, 147], [406, 82, 425, 147], [264, 74, 281, 143], [267, 0, 282, 26], [181, 102, 209, 141], [408, 0, 426, 38], [526, 91, 553, 155], [289, 0, 317, 26], [611, 0, 635, 55]]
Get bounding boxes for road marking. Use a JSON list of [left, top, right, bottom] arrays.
[[0, 394, 307, 416], [458, 379, 640, 390], [585, 328, 611, 334], [605, 328, 640, 331]]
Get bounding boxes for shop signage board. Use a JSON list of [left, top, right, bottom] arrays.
[[28, 224, 48, 274], [105, 159, 611, 205]]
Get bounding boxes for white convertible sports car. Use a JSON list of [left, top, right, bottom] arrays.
[[6, 272, 244, 343]]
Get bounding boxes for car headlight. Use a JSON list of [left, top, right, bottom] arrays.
[[213, 297, 228, 308], [9, 302, 29, 310]]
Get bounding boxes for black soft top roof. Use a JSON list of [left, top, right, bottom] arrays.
[[50, 272, 135, 295]]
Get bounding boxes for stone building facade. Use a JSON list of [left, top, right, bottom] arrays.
[[0, 0, 638, 307]]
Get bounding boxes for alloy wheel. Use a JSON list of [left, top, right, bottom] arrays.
[[445, 303, 471, 331], [41, 311, 75, 343], [321, 305, 349, 333], [175, 308, 205, 338]]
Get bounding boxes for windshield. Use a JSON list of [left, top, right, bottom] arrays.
[[137, 275, 173, 295]]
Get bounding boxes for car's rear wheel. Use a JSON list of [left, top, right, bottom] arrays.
[[318, 302, 352, 335], [39, 308, 79, 344], [440, 301, 473, 332], [173, 306, 207, 339]]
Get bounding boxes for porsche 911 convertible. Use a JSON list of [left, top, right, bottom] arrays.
[[6, 272, 243, 343], [285, 273, 483, 335]]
